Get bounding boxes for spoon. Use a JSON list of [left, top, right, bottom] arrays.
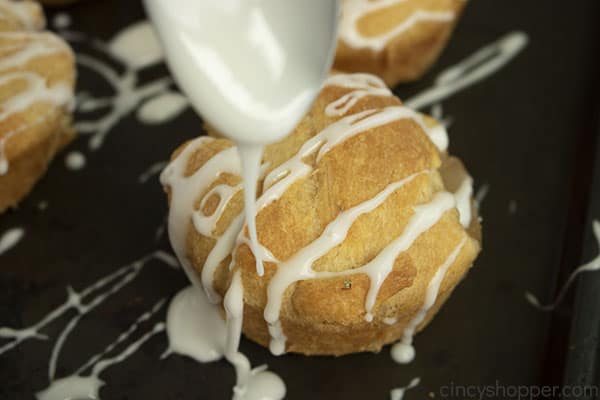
[[144, 0, 339, 276]]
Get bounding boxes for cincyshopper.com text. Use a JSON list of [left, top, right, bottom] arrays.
[[438, 380, 599, 399]]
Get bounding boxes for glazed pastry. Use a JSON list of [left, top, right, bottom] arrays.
[[161, 72, 481, 356], [0, 0, 75, 213], [0, 0, 44, 31], [335, 0, 466, 86]]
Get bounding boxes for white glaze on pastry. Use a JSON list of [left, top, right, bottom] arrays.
[[163, 72, 472, 360], [0, 49, 73, 174], [526, 220, 600, 311], [339, 0, 455, 51], [391, 237, 466, 363], [0, 0, 43, 31], [323, 72, 392, 116]]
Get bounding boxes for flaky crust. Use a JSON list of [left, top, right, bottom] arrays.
[[0, 5, 76, 213], [335, 0, 466, 86], [165, 79, 481, 356]]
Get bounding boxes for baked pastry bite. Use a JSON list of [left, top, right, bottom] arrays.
[[0, 0, 44, 32], [0, 0, 76, 213], [161, 72, 481, 356], [335, 0, 467, 86]]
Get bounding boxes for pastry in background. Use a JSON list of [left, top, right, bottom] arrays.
[[161, 72, 481, 356], [335, 0, 467, 86], [0, 0, 76, 213], [0, 0, 44, 31]]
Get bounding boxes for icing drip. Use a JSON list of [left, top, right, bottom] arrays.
[[391, 237, 466, 364], [474, 183, 490, 210], [390, 377, 420, 400], [526, 220, 600, 311], [0, 71, 72, 174], [52, 13, 71, 30], [265, 190, 456, 352], [37, 300, 167, 400], [166, 277, 285, 400], [108, 20, 163, 69], [405, 31, 529, 110], [259, 106, 442, 213], [64, 150, 86, 170], [67, 21, 188, 151], [454, 175, 473, 227], [0, 251, 176, 356], [339, 0, 455, 51], [323, 73, 392, 116], [138, 160, 168, 184], [0, 226, 24, 255], [508, 200, 517, 215], [160, 139, 243, 300], [262, 171, 427, 348]]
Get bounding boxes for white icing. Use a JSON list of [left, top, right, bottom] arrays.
[[138, 160, 168, 184], [137, 91, 188, 125], [323, 73, 392, 116], [390, 377, 420, 400], [339, 0, 454, 51], [474, 183, 490, 210], [0, 226, 24, 255], [454, 176, 473, 227], [52, 13, 71, 30], [526, 220, 600, 311], [0, 251, 176, 356], [38, 322, 165, 400], [165, 286, 225, 362], [264, 190, 455, 351], [391, 237, 466, 364], [108, 20, 163, 69], [508, 200, 517, 215], [0, 71, 72, 174], [63, 21, 188, 151], [166, 277, 286, 400], [405, 31, 529, 110], [263, 171, 427, 329], [160, 139, 241, 300], [64, 151, 86, 170], [0, 32, 69, 70]]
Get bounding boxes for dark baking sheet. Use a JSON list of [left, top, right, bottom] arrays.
[[1, 0, 600, 399]]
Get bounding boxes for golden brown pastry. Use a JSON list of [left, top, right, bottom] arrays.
[[0, 0, 75, 213], [0, 0, 44, 32], [335, 0, 467, 86], [161, 72, 480, 356]]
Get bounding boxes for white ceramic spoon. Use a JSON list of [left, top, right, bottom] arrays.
[[144, 0, 339, 276]]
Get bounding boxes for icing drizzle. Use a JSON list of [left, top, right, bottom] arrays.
[[526, 220, 600, 311], [162, 69, 474, 363]]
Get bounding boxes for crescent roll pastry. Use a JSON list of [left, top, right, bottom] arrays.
[[335, 0, 467, 86], [0, 0, 75, 213], [161, 72, 481, 356]]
